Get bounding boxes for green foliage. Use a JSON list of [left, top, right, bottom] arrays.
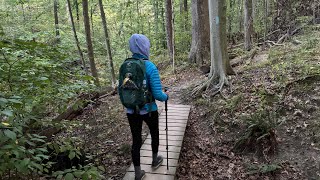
[[0, 123, 49, 176], [52, 164, 103, 180], [234, 108, 280, 154], [247, 163, 282, 175], [226, 94, 243, 112]]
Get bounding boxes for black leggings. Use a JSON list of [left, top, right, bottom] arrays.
[[127, 111, 159, 166]]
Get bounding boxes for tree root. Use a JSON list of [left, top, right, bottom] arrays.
[[192, 73, 229, 98]]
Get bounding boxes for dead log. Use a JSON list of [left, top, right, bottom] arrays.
[[39, 87, 116, 138]]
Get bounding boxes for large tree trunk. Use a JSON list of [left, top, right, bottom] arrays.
[[220, 1, 235, 75], [98, 0, 116, 87], [244, 0, 254, 51], [165, 0, 175, 71], [67, 0, 88, 75], [54, 0, 60, 43], [192, 0, 230, 96], [82, 0, 100, 86], [189, 0, 210, 65]]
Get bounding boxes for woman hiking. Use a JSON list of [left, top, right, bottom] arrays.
[[119, 34, 169, 180]]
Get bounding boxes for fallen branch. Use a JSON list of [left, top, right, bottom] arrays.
[[39, 88, 116, 138], [266, 40, 284, 47]]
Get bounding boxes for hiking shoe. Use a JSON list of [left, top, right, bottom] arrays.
[[151, 155, 163, 169], [135, 170, 145, 180]]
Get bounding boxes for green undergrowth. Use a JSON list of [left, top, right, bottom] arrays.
[[188, 26, 320, 177]]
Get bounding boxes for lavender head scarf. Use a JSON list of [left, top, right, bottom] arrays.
[[129, 34, 151, 58]]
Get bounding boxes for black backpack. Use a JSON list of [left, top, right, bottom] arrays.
[[118, 58, 152, 112]]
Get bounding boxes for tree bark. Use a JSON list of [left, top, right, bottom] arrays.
[[228, 0, 233, 43], [67, 0, 88, 76], [244, 0, 253, 51], [180, 0, 188, 30], [189, 0, 210, 65], [54, 0, 60, 43], [82, 0, 100, 86], [152, 0, 160, 48], [74, 0, 80, 23], [161, 0, 167, 49], [98, 0, 116, 87], [220, 1, 235, 75], [264, 0, 268, 44], [165, 0, 175, 71], [238, 0, 244, 33]]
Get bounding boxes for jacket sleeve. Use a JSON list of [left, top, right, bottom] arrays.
[[148, 65, 168, 102]]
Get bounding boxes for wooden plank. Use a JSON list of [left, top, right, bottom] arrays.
[[140, 150, 180, 159], [159, 116, 189, 120], [141, 144, 181, 153], [144, 139, 183, 147], [123, 172, 175, 180], [140, 156, 178, 166], [159, 130, 185, 136], [159, 122, 187, 127], [167, 104, 191, 108], [146, 134, 184, 141], [158, 126, 186, 132], [127, 164, 177, 175], [159, 119, 188, 124]]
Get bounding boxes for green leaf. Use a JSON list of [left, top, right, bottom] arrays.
[[57, 174, 63, 179], [98, 166, 105, 172], [36, 147, 48, 153], [4, 129, 16, 140], [1, 109, 13, 117], [32, 162, 43, 171], [26, 140, 36, 147], [39, 77, 48, 81], [65, 173, 74, 180], [0, 98, 8, 104], [73, 171, 83, 178], [8, 99, 23, 104], [20, 158, 30, 167], [68, 151, 76, 160], [36, 154, 50, 160], [31, 137, 46, 143], [82, 172, 89, 180]]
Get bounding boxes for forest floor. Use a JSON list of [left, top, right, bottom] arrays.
[[62, 26, 320, 180]]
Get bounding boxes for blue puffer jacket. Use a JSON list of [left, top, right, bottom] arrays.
[[126, 53, 168, 114]]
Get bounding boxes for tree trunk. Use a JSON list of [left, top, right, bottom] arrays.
[[228, 0, 233, 43], [98, 0, 116, 87], [180, 0, 188, 30], [220, 0, 235, 75], [82, 0, 100, 86], [67, 0, 88, 76], [74, 0, 80, 23], [165, 0, 175, 72], [189, 0, 210, 65], [244, 0, 253, 51], [90, 1, 94, 38], [264, 0, 268, 43], [54, 0, 60, 43], [239, 0, 243, 33], [191, 0, 229, 96], [161, 0, 167, 49], [152, 0, 160, 48], [184, 0, 188, 30]]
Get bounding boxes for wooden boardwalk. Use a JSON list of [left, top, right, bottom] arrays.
[[123, 104, 191, 180]]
